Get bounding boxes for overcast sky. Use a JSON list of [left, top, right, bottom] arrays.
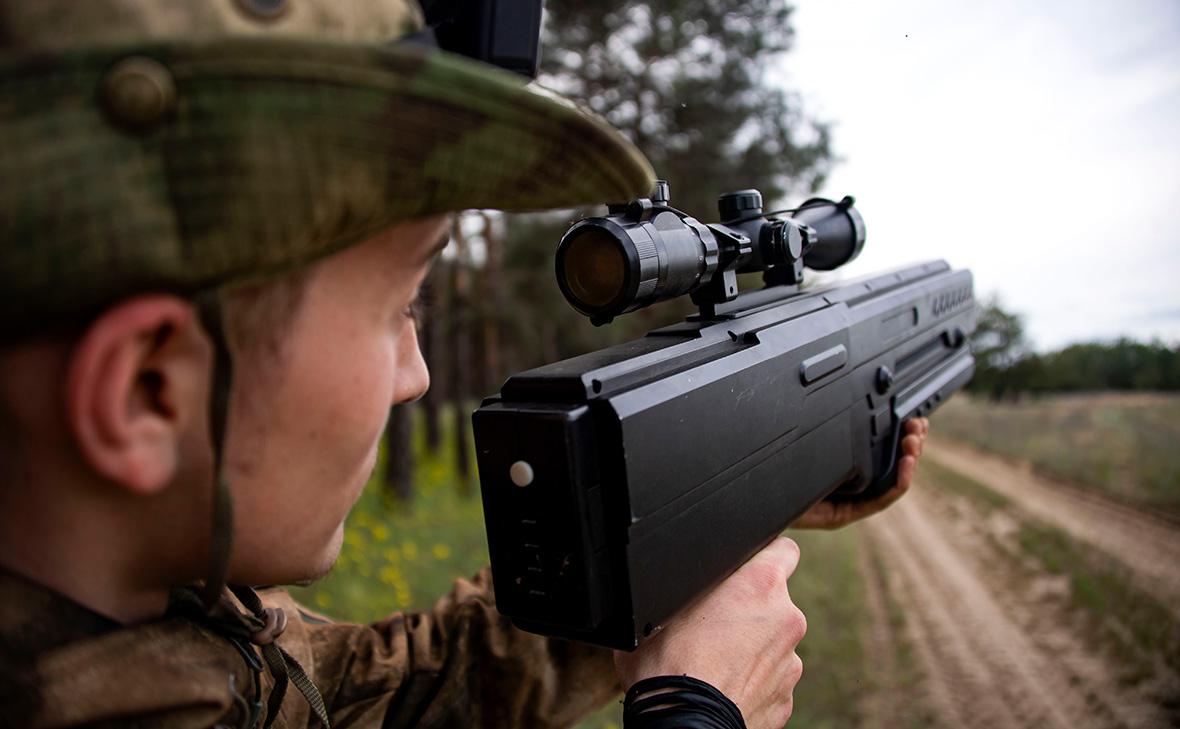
[[774, 0, 1180, 350]]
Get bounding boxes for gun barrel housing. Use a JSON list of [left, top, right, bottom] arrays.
[[474, 260, 976, 650]]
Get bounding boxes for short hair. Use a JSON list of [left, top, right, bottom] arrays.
[[222, 267, 312, 363]]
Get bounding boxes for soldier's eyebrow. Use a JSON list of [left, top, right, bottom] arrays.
[[423, 233, 450, 262], [417, 217, 453, 264]]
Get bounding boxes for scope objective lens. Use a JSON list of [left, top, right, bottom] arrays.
[[560, 228, 630, 309], [556, 213, 717, 321]]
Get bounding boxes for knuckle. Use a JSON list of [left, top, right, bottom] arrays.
[[782, 695, 795, 723], [743, 560, 784, 594], [785, 605, 807, 644], [790, 653, 804, 682]]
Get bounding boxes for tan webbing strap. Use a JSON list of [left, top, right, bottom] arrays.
[[230, 586, 332, 729]]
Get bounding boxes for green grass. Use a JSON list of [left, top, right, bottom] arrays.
[[1014, 521, 1180, 680], [922, 458, 1180, 681], [288, 420, 488, 620], [784, 528, 871, 729], [864, 545, 939, 729], [920, 459, 1012, 515], [933, 393, 1180, 515]]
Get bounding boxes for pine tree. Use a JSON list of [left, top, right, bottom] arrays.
[[542, 0, 831, 216]]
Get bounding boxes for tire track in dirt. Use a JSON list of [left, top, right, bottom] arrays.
[[924, 437, 1180, 614], [862, 490, 1159, 729]]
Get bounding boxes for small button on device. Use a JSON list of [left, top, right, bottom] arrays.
[[509, 460, 534, 487]]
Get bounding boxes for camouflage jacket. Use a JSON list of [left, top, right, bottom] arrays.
[[0, 568, 620, 728]]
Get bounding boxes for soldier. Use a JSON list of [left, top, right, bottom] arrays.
[[0, 1, 929, 727]]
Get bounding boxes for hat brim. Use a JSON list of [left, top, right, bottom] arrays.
[[0, 38, 655, 333]]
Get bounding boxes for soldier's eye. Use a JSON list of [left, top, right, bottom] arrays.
[[402, 295, 422, 325]]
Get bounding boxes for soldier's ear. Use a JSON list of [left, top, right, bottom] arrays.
[[65, 295, 211, 495]]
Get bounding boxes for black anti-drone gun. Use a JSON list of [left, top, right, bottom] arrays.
[[473, 182, 976, 650]]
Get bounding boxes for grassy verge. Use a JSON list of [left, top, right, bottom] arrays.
[[784, 528, 870, 729], [1014, 523, 1180, 680], [921, 458, 1012, 514], [288, 418, 488, 620], [860, 544, 939, 729], [922, 459, 1180, 680], [933, 393, 1180, 515]]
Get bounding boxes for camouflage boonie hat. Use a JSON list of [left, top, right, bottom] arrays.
[[0, 0, 655, 336]]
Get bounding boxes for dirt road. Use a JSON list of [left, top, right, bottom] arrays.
[[925, 437, 1180, 613], [857, 439, 1180, 728]]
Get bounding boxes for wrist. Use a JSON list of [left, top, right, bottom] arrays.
[[623, 675, 746, 728]]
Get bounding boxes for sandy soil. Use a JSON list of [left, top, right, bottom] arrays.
[[925, 437, 1180, 613], [856, 439, 1180, 728]]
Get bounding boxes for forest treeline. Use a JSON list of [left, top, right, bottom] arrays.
[[968, 298, 1180, 399]]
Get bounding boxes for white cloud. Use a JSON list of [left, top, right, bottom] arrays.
[[776, 0, 1180, 349]]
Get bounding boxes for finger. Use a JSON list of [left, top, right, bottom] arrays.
[[901, 433, 922, 458], [921, 417, 930, 438], [904, 418, 921, 437], [895, 454, 916, 490], [780, 693, 796, 727], [860, 461, 913, 514], [752, 536, 801, 578]]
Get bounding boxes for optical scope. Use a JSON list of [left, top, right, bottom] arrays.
[[555, 181, 866, 325]]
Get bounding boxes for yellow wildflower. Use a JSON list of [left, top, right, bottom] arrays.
[[395, 588, 412, 607], [401, 541, 419, 560], [378, 565, 401, 586]]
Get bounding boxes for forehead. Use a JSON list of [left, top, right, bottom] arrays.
[[337, 214, 451, 279]]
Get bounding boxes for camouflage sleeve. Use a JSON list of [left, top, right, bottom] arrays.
[[262, 568, 621, 729]]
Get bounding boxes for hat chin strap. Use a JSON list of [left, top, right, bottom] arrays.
[[194, 290, 235, 611]]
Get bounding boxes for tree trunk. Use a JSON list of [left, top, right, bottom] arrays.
[[383, 403, 415, 505], [479, 212, 505, 395], [420, 267, 444, 455], [449, 217, 472, 493]]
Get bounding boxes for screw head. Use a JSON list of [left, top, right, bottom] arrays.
[[875, 366, 895, 395]]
